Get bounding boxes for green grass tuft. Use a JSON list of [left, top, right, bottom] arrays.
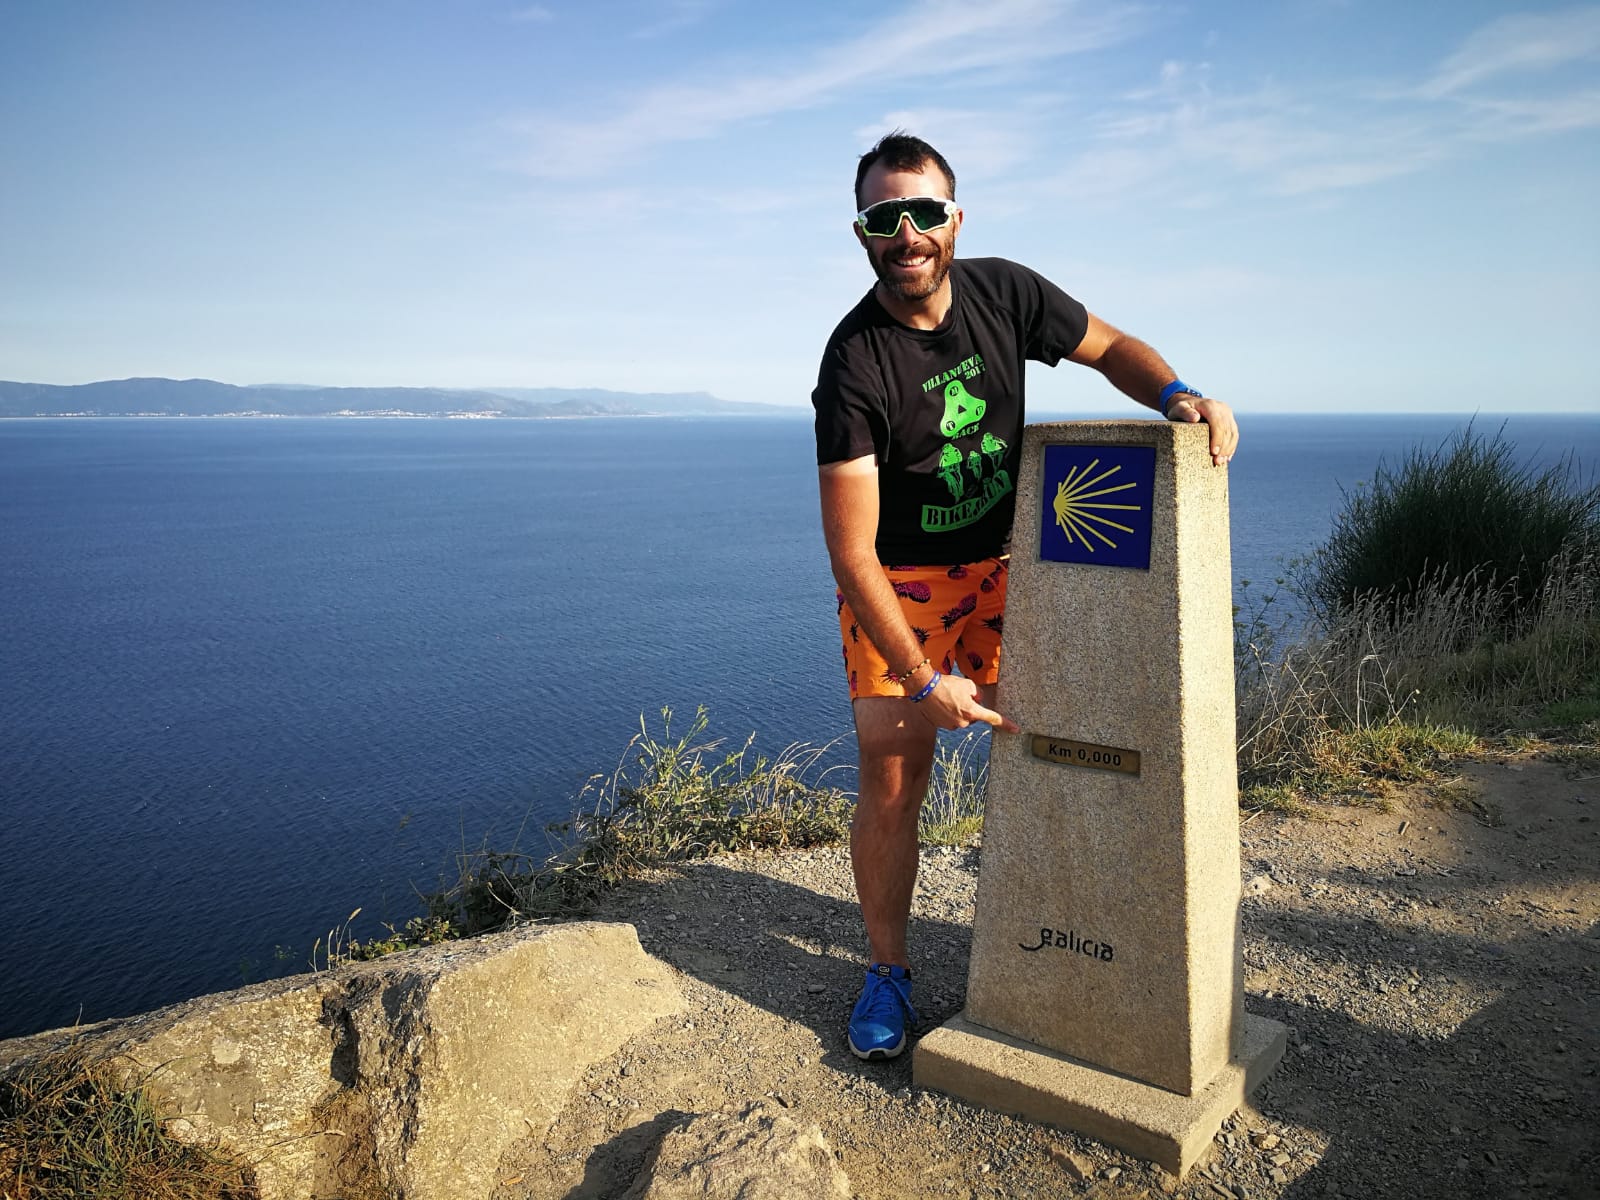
[[1240, 783, 1313, 817], [1543, 695, 1600, 731], [0, 1046, 256, 1200]]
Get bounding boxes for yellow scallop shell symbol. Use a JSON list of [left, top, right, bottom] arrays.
[[1052, 458, 1141, 551]]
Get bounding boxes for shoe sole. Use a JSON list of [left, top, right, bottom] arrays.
[[848, 1034, 906, 1061]]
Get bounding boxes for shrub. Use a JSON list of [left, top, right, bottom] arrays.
[[1300, 424, 1599, 625]]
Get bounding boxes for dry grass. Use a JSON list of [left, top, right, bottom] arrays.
[[1236, 551, 1598, 804], [1239, 783, 1317, 818], [919, 729, 991, 846], [0, 1046, 255, 1200], [390, 708, 855, 938]]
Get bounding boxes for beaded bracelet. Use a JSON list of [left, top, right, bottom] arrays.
[[889, 656, 930, 686], [910, 672, 942, 704]]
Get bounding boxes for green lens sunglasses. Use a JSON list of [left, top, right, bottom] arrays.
[[855, 195, 959, 238]]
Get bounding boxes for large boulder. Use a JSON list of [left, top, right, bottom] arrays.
[[0, 921, 683, 1200], [626, 1100, 852, 1200]]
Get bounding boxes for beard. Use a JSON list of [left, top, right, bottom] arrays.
[[868, 234, 955, 303]]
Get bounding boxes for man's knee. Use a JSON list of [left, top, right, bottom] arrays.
[[858, 753, 935, 815], [852, 697, 936, 814]]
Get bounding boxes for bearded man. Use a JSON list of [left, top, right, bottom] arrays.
[[811, 131, 1239, 1060]]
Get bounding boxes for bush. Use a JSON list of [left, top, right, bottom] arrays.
[[1300, 424, 1599, 625]]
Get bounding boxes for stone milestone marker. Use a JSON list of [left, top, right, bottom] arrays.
[[914, 420, 1285, 1178]]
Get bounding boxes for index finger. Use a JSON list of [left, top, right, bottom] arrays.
[[974, 705, 1019, 734]]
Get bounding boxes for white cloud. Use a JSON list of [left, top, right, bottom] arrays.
[[631, 0, 717, 40], [1026, 8, 1600, 211], [508, 4, 555, 22], [1418, 6, 1600, 99], [502, 0, 1149, 179], [861, 107, 1041, 185], [1453, 88, 1600, 141]]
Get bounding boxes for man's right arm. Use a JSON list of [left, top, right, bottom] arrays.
[[819, 456, 926, 686], [818, 456, 1012, 731]]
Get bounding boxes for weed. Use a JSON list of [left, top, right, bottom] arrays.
[[0, 1045, 256, 1199], [1496, 732, 1541, 755], [348, 915, 455, 961], [376, 708, 854, 944], [1544, 695, 1600, 731], [308, 908, 363, 973], [1236, 544, 1593, 802], [919, 729, 991, 845], [1240, 784, 1313, 817]]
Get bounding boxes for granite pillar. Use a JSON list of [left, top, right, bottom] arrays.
[[914, 420, 1285, 1178]]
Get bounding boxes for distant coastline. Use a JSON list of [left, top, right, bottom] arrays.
[[2, 410, 779, 420], [0, 377, 785, 420]]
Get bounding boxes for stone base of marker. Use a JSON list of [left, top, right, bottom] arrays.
[[915, 1012, 1286, 1178]]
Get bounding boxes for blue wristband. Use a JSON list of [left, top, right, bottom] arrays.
[[1159, 379, 1202, 418], [910, 672, 941, 703]]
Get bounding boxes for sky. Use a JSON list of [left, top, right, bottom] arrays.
[[2, 1, 1597, 412]]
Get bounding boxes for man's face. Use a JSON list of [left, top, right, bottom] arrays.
[[855, 160, 962, 305]]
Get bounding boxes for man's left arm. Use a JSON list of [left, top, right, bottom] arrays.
[[1068, 314, 1238, 466]]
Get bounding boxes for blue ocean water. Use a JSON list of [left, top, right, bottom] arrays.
[[2, 412, 1596, 1039]]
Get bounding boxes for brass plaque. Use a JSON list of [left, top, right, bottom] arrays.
[[1031, 735, 1141, 776]]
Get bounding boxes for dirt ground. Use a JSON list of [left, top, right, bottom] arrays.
[[490, 749, 1600, 1200]]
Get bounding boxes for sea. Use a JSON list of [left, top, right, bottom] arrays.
[[2, 411, 1596, 1040]]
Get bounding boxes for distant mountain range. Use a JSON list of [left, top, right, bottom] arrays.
[[0, 378, 784, 419]]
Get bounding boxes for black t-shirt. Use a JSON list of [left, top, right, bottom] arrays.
[[812, 257, 1089, 565]]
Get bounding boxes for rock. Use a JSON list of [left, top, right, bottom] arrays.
[[0, 922, 682, 1200], [626, 1099, 850, 1199], [1048, 1147, 1094, 1181], [1250, 1132, 1280, 1150], [1244, 874, 1274, 896]]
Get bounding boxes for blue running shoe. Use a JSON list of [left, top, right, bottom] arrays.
[[848, 963, 917, 1060]]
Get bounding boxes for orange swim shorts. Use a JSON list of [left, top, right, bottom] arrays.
[[836, 557, 1009, 700]]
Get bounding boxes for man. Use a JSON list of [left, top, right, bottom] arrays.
[[811, 132, 1239, 1061]]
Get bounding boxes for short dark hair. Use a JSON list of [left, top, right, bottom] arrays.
[[853, 131, 957, 209]]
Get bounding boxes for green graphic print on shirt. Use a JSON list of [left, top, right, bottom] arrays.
[[919, 354, 1011, 533]]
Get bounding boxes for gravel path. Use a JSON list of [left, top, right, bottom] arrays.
[[493, 751, 1600, 1200]]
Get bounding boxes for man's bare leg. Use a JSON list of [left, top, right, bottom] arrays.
[[851, 682, 997, 965], [851, 696, 937, 966]]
